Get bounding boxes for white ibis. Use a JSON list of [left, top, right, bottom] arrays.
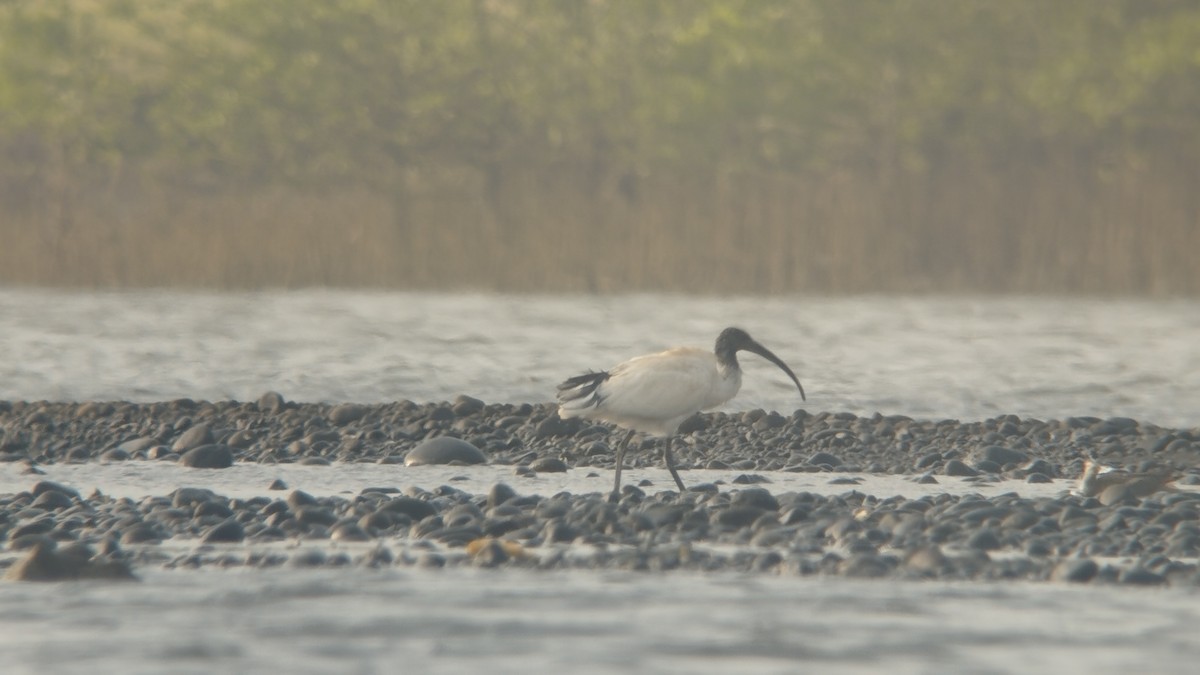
[[1075, 459, 1177, 499], [556, 327, 806, 498]]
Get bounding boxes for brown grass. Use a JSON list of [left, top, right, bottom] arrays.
[[2, 153, 1197, 294]]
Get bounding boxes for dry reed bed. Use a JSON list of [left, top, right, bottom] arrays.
[[2, 158, 1197, 294]]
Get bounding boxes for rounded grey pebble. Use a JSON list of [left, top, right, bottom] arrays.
[[451, 395, 485, 416], [488, 483, 518, 508], [359, 510, 395, 531], [943, 459, 979, 477], [328, 403, 367, 426], [10, 518, 56, 539], [529, 457, 568, 473], [1021, 458, 1056, 477], [268, 479, 288, 490], [541, 520, 578, 543], [172, 487, 218, 508], [915, 452, 942, 469], [1119, 567, 1166, 586], [973, 460, 1002, 474], [731, 488, 779, 512], [257, 391, 286, 413], [838, 554, 891, 578], [116, 437, 156, 455], [120, 524, 163, 545], [179, 444, 234, 469], [967, 529, 1003, 551], [428, 406, 454, 421], [534, 416, 579, 439], [360, 547, 394, 568], [405, 437, 487, 466], [331, 523, 372, 542], [361, 486, 400, 496], [972, 445, 1028, 466], [100, 448, 131, 462], [754, 551, 783, 571], [290, 550, 328, 567], [473, 540, 511, 568], [5, 541, 136, 582], [904, 547, 948, 575], [381, 496, 437, 520], [147, 447, 175, 460], [808, 451, 842, 468], [203, 519, 246, 543], [253, 527, 288, 542], [195, 501, 233, 519], [294, 506, 338, 527], [171, 424, 213, 454], [677, 413, 706, 434], [31, 490, 74, 511], [287, 490, 319, 508], [1051, 558, 1098, 583], [1026, 539, 1053, 557], [712, 507, 766, 528]]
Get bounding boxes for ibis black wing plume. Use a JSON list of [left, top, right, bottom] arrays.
[[556, 370, 611, 408]]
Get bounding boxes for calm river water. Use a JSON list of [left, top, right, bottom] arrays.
[[2, 290, 1198, 426]]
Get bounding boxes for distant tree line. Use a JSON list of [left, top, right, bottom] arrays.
[[1, 0, 1198, 292]]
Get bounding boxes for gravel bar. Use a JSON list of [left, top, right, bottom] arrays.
[[2, 396, 1199, 584]]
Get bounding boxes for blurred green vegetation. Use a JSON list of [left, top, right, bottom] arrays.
[[2, 0, 1199, 293]]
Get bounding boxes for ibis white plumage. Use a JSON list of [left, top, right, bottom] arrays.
[[1074, 459, 1178, 499], [556, 327, 806, 498]]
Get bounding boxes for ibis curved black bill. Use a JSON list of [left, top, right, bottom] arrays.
[[743, 339, 806, 401]]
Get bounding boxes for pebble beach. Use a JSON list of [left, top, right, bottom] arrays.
[[3, 396, 1198, 587]]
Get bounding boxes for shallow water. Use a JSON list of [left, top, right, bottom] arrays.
[[2, 290, 1198, 426], [0, 459, 1084, 510], [3, 289, 1200, 673], [1, 568, 1198, 675]]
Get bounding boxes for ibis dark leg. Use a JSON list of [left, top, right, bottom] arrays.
[[611, 429, 636, 499], [663, 436, 686, 493]]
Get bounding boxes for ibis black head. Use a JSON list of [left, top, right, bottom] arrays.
[[715, 327, 806, 401]]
